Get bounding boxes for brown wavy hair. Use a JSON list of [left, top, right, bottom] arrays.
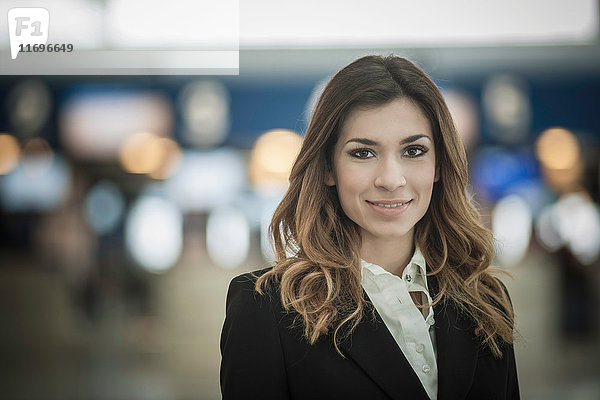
[[256, 55, 515, 358]]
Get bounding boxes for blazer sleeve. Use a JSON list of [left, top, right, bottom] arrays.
[[220, 274, 290, 400], [506, 342, 520, 400], [497, 278, 521, 400]]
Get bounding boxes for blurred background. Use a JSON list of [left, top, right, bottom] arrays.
[[1, 0, 600, 399]]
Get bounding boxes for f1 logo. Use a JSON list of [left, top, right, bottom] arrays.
[[7, 8, 49, 60]]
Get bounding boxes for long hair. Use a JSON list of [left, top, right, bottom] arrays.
[[256, 55, 515, 357]]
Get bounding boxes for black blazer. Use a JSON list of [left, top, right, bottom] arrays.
[[220, 268, 520, 400]]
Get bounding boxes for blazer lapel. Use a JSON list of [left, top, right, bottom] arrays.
[[428, 275, 479, 400], [339, 291, 430, 400]]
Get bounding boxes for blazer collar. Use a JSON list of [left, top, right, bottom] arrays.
[[339, 275, 479, 400], [339, 297, 430, 400], [428, 273, 479, 400]]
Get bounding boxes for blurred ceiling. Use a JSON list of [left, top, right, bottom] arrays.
[[238, 44, 600, 82], [0, 0, 598, 78]]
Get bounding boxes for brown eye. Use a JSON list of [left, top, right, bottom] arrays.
[[349, 148, 375, 159], [404, 146, 427, 158]]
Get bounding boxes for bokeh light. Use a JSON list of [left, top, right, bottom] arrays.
[[21, 137, 54, 177], [554, 192, 600, 265], [535, 127, 583, 193], [119, 131, 162, 174], [6, 79, 52, 137], [0, 153, 70, 212], [249, 129, 303, 193], [148, 138, 182, 180], [84, 180, 126, 235], [125, 196, 183, 274], [60, 90, 173, 160], [178, 80, 230, 147], [492, 194, 533, 267], [0, 133, 20, 175], [119, 132, 181, 178], [164, 149, 246, 213], [206, 206, 250, 269], [535, 203, 564, 252], [535, 127, 580, 170], [472, 147, 540, 202], [483, 74, 531, 144], [443, 90, 479, 152]]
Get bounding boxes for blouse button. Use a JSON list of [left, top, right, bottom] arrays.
[[405, 274, 412, 282], [416, 344, 425, 353], [422, 364, 431, 373]]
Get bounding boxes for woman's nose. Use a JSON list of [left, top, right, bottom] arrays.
[[374, 159, 407, 191]]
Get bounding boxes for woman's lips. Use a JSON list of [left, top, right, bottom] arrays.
[[366, 199, 412, 216]]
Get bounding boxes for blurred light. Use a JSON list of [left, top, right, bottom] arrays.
[[0, 153, 70, 212], [535, 204, 564, 252], [472, 147, 541, 202], [249, 129, 303, 193], [125, 196, 183, 273], [164, 149, 246, 212], [206, 206, 250, 269], [535, 127, 583, 193], [21, 137, 54, 177], [119, 131, 159, 174], [554, 192, 600, 265], [179, 80, 230, 147], [482, 74, 531, 144], [535, 127, 579, 170], [443, 90, 479, 152], [60, 90, 173, 161], [84, 180, 125, 235], [148, 138, 182, 180], [509, 180, 553, 219], [0, 134, 20, 175], [229, 190, 279, 232], [119, 132, 181, 177], [492, 194, 532, 267], [6, 79, 51, 137], [541, 161, 584, 193]]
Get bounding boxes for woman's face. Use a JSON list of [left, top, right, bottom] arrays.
[[326, 98, 439, 247]]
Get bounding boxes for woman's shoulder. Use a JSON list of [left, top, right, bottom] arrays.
[[225, 266, 282, 313], [230, 265, 273, 284], [227, 266, 278, 295]]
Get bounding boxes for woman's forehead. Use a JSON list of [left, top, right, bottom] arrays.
[[337, 98, 433, 144]]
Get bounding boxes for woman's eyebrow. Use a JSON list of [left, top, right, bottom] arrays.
[[400, 134, 432, 144], [345, 134, 432, 146], [345, 138, 377, 146]]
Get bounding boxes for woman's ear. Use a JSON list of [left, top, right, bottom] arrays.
[[325, 170, 336, 186], [434, 166, 440, 182]]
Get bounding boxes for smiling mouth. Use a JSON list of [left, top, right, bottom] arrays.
[[367, 200, 412, 208]]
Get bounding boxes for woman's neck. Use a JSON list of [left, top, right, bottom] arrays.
[[360, 232, 415, 277]]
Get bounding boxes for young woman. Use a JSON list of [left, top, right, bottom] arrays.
[[220, 55, 519, 400]]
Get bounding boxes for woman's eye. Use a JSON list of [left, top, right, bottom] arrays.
[[404, 146, 427, 157], [350, 149, 374, 159]]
